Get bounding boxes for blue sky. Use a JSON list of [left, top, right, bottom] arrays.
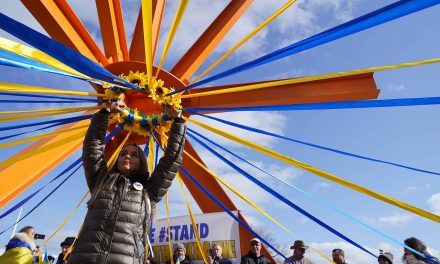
[[0, 1, 439, 263]]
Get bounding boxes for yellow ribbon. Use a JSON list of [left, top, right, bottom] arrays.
[[183, 57, 440, 98], [165, 193, 175, 264], [40, 135, 131, 253], [39, 191, 90, 248], [141, 0, 153, 86], [176, 173, 208, 264], [0, 36, 89, 79], [155, 0, 189, 78], [108, 131, 132, 168], [0, 106, 100, 122], [0, 125, 89, 148], [181, 149, 333, 263], [0, 131, 85, 169], [191, 0, 298, 83], [0, 82, 105, 97], [148, 134, 155, 172], [0, 106, 99, 115], [186, 118, 440, 223]]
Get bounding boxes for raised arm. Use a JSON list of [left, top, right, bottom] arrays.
[[82, 102, 125, 191], [146, 107, 186, 203]]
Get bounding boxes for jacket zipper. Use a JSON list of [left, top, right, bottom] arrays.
[[103, 176, 128, 264]]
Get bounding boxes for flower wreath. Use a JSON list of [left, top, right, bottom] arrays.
[[102, 71, 182, 136]]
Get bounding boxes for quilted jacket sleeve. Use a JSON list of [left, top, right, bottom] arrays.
[[146, 118, 186, 203], [82, 109, 109, 191]]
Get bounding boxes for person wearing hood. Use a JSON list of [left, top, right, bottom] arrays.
[[165, 244, 192, 264], [0, 226, 41, 264], [67, 102, 186, 264], [241, 238, 270, 264], [378, 252, 393, 264]]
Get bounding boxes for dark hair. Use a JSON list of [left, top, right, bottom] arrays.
[[404, 237, 427, 261], [18, 226, 34, 233], [333, 249, 345, 257], [88, 143, 149, 207]]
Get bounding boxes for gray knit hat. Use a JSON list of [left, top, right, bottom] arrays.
[[378, 252, 393, 263]]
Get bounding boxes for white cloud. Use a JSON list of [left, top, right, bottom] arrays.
[[377, 213, 413, 225], [387, 84, 406, 92], [427, 193, 440, 215], [314, 182, 331, 189], [190, 111, 287, 149]]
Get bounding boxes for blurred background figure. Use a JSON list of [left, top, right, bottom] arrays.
[[0, 226, 42, 264], [56, 237, 75, 264]]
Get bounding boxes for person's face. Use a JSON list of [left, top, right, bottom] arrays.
[[294, 248, 305, 258], [332, 252, 345, 264], [117, 145, 141, 176], [378, 257, 389, 264], [61, 245, 70, 254], [176, 248, 185, 259], [250, 242, 261, 256], [26, 228, 36, 239], [213, 245, 222, 257]]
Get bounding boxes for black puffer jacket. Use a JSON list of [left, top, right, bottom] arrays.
[[68, 110, 186, 264]]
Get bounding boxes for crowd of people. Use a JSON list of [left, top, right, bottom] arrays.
[[0, 103, 437, 264], [0, 228, 438, 264]]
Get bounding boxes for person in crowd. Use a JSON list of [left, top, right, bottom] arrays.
[[241, 238, 271, 264], [402, 237, 434, 264], [378, 252, 393, 264], [47, 255, 55, 264], [284, 240, 314, 264], [332, 248, 348, 264], [207, 243, 232, 264], [165, 243, 191, 264], [0, 226, 41, 264], [56, 237, 75, 264], [67, 102, 186, 264]]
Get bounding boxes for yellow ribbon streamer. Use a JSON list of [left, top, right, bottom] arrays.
[[39, 135, 130, 252], [181, 149, 333, 263], [191, 0, 297, 83], [183, 57, 440, 98], [186, 118, 440, 223], [141, 0, 153, 87], [148, 134, 155, 172], [165, 193, 175, 264], [0, 82, 105, 97], [39, 191, 90, 248], [176, 173, 208, 264], [0, 125, 89, 148], [0, 106, 99, 115], [108, 131, 132, 168], [155, 0, 189, 78], [0, 106, 100, 122], [0, 131, 85, 168], [0, 37, 89, 79]]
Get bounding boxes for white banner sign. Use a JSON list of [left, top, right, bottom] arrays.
[[150, 211, 241, 264]]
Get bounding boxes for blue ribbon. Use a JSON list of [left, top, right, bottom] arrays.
[[0, 163, 82, 236], [184, 97, 440, 112], [186, 111, 440, 176], [0, 122, 66, 142], [0, 92, 99, 102], [0, 158, 82, 221], [0, 115, 93, 132], [0, 124, 123, 235], [185, 131, 377, 258], [0, 13, 139, 90], [0, 49, 101, 85], [0, 99, 96, 104], [169, 0, 440, 94], [179, 167, 293, 264], [187, 128, 429, 259], [149, 130, 293, 263]]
